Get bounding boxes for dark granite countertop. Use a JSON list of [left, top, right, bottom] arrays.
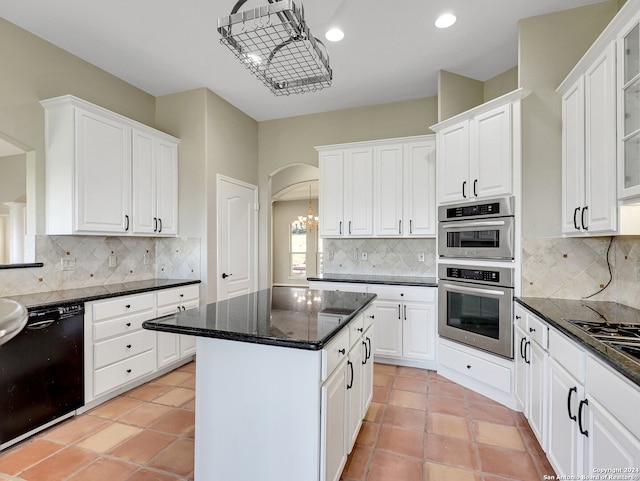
[[143, 286, 377, 351], [516, 297, 640, 386], [307, 273, 438, 287], [3, 279, 201, 310]]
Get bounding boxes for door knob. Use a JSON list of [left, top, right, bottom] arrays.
[[222, 273, 233, 279]]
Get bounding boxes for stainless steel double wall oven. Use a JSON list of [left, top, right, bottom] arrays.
[[437, 197, 515, 359]]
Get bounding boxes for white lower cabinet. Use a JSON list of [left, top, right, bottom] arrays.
[[156, 284, 200, 368], [514, 304, 549, 449], [516, 303, 640, 478], [321, 312, 374, 481], [84, 284, 199, 407]]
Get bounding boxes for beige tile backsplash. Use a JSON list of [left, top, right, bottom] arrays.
[[522, 236, 640, 309], [0, 235, 200, 297]]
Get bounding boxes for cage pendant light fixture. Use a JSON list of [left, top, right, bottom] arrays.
[[217, 0, 332, 95]]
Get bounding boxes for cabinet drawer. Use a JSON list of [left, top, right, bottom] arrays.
[[587, 356, 640, 436], [92, 293, 154, 321], [157, 285, 200, 307], [94, 330, 155, 369], [349, 314, 364, 348], [93, 349, 156, 397], [514, 304, 527, 330], [527, 314, 548, 350], [94, 310, 155, 341], [322, 328, 350, 382], [439, 343, 511, 394], [366, 285, 435, 303], [309, 281, 367, 293], [549, 328, 585, 383], [363, 307, 375, 330]]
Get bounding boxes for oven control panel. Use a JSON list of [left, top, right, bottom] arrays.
[[446, 202, 500, 219], [446, 268, 500, 283]]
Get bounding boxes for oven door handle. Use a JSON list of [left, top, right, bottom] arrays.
[[441, 283, 506, 297], [440, 220, 507, 229]]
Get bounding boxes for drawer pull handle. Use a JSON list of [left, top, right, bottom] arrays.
[[466, 365, 471, 369], [357, 327, 363, 332], [578, 399, 589, 437], [126, 369, 132, 374], [346, 360, 354, 389], [368, 315, 374, 319], [126, 344, 132, 349], [338, 348, 346, 355], [180, 294, 184, 298], [125, 304, 131, 309], [126, 322, 131, 327], [515, 315, 521, 319], [529, 327, 536, 333]]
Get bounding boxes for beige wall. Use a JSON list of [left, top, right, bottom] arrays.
[[438, 70, 484, 122], [484, 67, 519, 103], [519, 0, 619, 238], [257, 98, 438, 288], [156, 89, 259, 302]]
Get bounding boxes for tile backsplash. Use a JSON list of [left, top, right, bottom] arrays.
[[0, 235, 200, 297], [322, 238, 437, 277], [522, 236, 640, 309]]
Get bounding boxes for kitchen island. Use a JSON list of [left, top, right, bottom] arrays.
[[143, 286, 376, 481]]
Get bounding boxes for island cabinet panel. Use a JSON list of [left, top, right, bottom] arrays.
[[193, 318, 374, 481]]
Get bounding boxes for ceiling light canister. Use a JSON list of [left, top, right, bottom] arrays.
[[325, 27, 344, 42], [435, 13, 456, 29]]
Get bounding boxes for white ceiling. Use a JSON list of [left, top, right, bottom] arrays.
[[0, 0, 604, 121]]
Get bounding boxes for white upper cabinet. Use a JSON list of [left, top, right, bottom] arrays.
[[318, 147, 373, 237], [618, 13, 640, 200], [75, 107, 132, 233], [560, 44, 617, 235], [432, 90, 525, 205], [374, 138, 436, 237], [318, 135, 435, 239], [41, 95, 179, 236], [132, 129, 178, 235]]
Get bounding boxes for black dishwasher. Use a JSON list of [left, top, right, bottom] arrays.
[[0, 303, 84, 448]]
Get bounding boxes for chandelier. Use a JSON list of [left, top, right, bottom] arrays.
[[217, 0, 332, 96], [293, 186, 319, 230]]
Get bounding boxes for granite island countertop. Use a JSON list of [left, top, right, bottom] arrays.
[[143, 286, 377, 350], [3, 279, 201, 310], [516, 297, 640, 386], [307, 273, 438, 287]]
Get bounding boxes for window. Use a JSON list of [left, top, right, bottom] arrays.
[[290, 222, 306, 277]]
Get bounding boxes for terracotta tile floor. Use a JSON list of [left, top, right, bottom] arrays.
[[0, 361, 556, 481], [342, 363, 557, 481]]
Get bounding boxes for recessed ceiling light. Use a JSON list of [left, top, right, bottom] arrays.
[[435, 13, 456, 29], [325, 27, 344, 42]]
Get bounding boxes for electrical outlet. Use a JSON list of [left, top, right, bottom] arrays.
[[143, 252, 150, 265], [636, 261, 640, 281], [328, 251, 334, 261], [361, 252, 368, 261], [60, 257, 76, 271], [418, 252, 425, 262], [352, 249, 358, 260], [108, 254, 117, 268]]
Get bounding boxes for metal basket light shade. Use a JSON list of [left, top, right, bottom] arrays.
[[217, 0, 332, 95]]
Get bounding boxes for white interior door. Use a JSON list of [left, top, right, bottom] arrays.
[[217, 175, 258, 300]]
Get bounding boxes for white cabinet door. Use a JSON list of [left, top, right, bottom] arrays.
[[437, 121, 470, 204], [361, 325, 374, 414], [402, 302, 436, 361], [514, 325, 528, 411], [372, 301, 402, 358], [346, 341, 364, 453], [404, 140, 436, 236], [583, 397, 640, 474], [584, 43, 617, 233], [320, 360, 348, 481], [374, 144, 404, 237], [562, 77, 586, 234], [529, 340, 547, 448], [132, 129, 157, 234], [319, 151, 344, 237], [75, 108, 131, 233], [344, 147, 374, 237], [547, 359, 584, 477], [470, 104, 512, 200], [156, 139, 179, 235]]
